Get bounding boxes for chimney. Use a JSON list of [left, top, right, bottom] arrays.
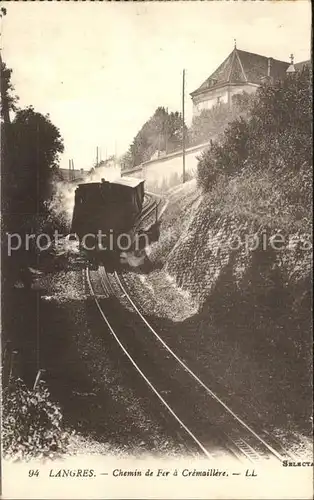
[[260, 58, 273, 85]]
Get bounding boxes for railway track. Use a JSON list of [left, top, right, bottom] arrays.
[[86, 265, 290, 463], [135, 193, 162, 231]]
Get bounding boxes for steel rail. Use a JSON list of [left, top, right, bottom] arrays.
[[113, 269, 284, 462], [86, 266, 213, 459]]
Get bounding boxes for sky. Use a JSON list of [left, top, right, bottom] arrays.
[[1, 1, 311, 171]]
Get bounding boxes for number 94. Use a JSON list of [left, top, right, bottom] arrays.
[[28, 470, 39, 477]]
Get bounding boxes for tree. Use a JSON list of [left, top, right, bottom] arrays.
[[1, 13, 18, 212], [1, 59, 19, 212], [197, 117, 250, 192], [189, 105, 230, 146], [1, 51, 65, 290], [189, 93, 254, 147], [1, 59, 18, 121], [9, 107, 64, 217], [197, 67, 312, 198], [164, 110, 185, 153], [121, 107, 186, 171], [1, 61, 64, 219], [248, 67, 312, 174]]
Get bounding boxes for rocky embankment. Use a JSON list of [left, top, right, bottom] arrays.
[[125, 178, 312, 454]]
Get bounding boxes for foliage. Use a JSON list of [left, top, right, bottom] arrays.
[[1, 61, 18, 215], [0, 60, 18, 119], [2, 378, 70, 461], [121, 107, 186, 170], [189, 92, 254, 147], [1, 60, 64, 223], [248, 67, 312, 175], [189, 105, 230, 146], [1, 59, 65, 285], [197, 67, 312, 200], [198, 117, 250, 192], [201, 168, 311, 234], [9, 106, 64, 217]]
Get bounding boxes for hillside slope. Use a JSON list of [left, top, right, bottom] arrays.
[[125, 69, 312, 452], [124, 177, 312, 452]]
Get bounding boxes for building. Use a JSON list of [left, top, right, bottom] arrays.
[[190, 45, 310, 116]]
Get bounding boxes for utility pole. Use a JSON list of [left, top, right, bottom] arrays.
[[96, 146, 99, 167], [114, 140, 118, 168], [165, 107, 168, 155], [157, 132, 161, 158], [69, 159, 75, 181], [182, 69, 186, 183]]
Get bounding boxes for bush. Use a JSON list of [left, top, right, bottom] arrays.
[[198, 67, 312, 196], [188, 104, 231, 146], [197, 117, 250, 191], [2, 378, 70, 461], [189, 92, 254, 147]]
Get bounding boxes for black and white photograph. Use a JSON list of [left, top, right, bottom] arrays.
[[0, 1, 312, 498]]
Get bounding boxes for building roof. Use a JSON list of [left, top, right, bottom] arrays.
[[191, 48, 290, 97], [294, 59, 311, 71]]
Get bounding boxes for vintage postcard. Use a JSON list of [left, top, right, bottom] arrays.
[[0, 1, 312, 499]]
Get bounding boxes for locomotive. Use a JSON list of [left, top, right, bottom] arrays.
[[71, 177, 160, 259]]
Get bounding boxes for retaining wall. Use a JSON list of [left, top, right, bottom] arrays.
[[122, 142, 210, 193]]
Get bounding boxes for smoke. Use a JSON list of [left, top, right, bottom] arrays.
[[89, 163, 121, 183], [120, 250, 147, 267], [49, 181, 76, 231], [49, 163, 122, 231]]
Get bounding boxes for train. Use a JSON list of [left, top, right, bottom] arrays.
[[71, 177, 160, 260]]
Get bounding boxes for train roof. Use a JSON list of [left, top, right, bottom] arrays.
[[112, 177, 144, 188], [77, 177, 144, 190]]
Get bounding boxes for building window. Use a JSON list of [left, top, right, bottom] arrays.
[[217, 96, 221, 104]]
